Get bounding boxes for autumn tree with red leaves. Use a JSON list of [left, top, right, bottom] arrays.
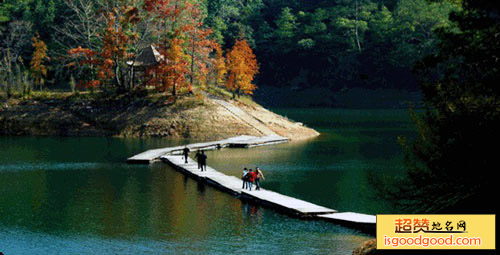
[[144, 0, 215, 97], [67, 46, 100, 89], [225, 38, 258, 98]]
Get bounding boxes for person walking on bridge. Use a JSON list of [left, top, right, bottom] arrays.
[[199, 150, 207, 171], [194, 150, 202, 169], [255, 167, 265, 190], [247, 169, 257, 191], [182, 146, 190, 164], [242, 168, 249, 189]]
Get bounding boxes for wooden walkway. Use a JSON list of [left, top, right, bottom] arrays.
[[127, 135, 376, 231], [127, 135, 289, 164]]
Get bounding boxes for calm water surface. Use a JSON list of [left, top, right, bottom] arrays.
[[0, 109, 413, 254]]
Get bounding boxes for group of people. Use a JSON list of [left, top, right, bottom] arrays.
[[242, 167, 265, 191], [182, 146, 267, 191], [182, 147, 207, 171]]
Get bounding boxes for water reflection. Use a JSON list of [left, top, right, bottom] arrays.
[[0, 108, 413, 254], [0, 155, 372, 254], [241, 203, 262, 223]]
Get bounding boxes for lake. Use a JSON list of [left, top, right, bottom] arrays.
[[0, 108, 414, 254]]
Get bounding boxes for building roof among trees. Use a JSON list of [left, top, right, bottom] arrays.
[[127, 45, 164, 67]]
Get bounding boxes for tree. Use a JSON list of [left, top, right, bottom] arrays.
[[394, 0, 500, 213], [0, 20, 33, 64], [53, 0, 104, 53], [335, 1, 376, 53], [185, 2, 216, 90], [212, 42, 226, 87], [225, 38, 258, 98], [31, 0, 57, 37], [30, 34, 49, 91], [275, 7, 296, 40], [67, 2, 141, 90], [389, 0, 457, 68], [99, 6, 140, 89], [144, 0, 220, 97], [204, 0, 263, 48], [67, 46, 100, 89], [147, 33, 190, 96], [144, 0, 191, 96]]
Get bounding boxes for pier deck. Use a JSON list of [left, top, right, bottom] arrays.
[[127, 135, 289, 163], [128, 135, 376, 230], [162, 154, 337, 216]]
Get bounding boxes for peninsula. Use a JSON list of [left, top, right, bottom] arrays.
[[0, 91, 319, 141]]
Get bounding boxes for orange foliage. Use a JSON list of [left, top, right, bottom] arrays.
[[225, 38, 259, 97], [146, 34, 189, 95], [30, 35, 49, 89], [213, 42, 227, 86], [68, 46, 98, 65], [99, 10, 136, 83]]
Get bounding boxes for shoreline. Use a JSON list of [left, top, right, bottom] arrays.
[[0, 92, 319, 141]]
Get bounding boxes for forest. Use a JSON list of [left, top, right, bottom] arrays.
[[0, 0, 260, 99], [1, 0, 458, 98]]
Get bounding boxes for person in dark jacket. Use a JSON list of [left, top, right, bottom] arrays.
[[199, 151, 207, 171], [242, 168, 249, 189], [182, 146, 190, 164], [194, 150, 202, 169]]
